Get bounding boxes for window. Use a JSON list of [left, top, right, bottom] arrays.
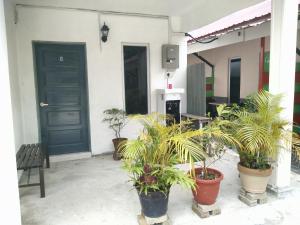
[[123, 45, 148, 114], [229, 58, 241, 104]]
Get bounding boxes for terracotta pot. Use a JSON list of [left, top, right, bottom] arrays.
[[192, 167, 224, 205], [238, 163, 272, 194], [112, 138, 127, 160]]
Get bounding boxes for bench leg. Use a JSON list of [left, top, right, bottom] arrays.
[[42, 143, 50, 168], [27, 168, 31, 184], [46, 151, 50, 168], [39, 167, 45, 198]]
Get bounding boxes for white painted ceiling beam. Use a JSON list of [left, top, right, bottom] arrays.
[[188, 20, 300, 54]]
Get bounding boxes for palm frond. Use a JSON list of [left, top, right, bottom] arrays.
[[121, 111, 241, 193], [230, 90, 292, 168]]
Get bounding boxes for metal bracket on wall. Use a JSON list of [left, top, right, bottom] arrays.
[[192, 53, 215, 77]]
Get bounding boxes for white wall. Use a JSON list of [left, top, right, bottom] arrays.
[[0, 0, 21, 223], [4, 0, 23, 151], [188, 38, 261, 98], [16, 6, 187, 155], [188, 28, 300, 99], [168, 35, 189, 113]]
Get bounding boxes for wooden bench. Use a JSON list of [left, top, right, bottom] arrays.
[[181, 113, 211, 129], [16, 143, 50, 198]]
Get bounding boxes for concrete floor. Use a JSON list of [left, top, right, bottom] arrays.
[[20, 150, 300, 225]]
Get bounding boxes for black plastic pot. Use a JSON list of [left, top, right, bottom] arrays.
[[138, 191, 169, 218]]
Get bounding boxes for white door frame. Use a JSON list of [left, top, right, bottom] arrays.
[[227, 57, 241, 104], [121, 43, 151, 113]]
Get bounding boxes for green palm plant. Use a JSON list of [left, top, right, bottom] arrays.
[[121, 113, 206, 194], [230, 90, 291, 169], [195, 105, 241, 179], [120, 112, 238, 194]]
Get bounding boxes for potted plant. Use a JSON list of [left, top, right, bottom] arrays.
[[103, 108, 127, 160], [120, 113, 207, 219], [191, 105, 238, 205], [292, 135, 300, 168], [230, 91, 290, 193]]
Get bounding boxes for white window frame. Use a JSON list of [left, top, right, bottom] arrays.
[[227, 57, 241, 104]]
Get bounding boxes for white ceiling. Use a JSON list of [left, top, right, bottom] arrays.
[[15, 0, 195, 16], [16, 0, 266, 31], [15, 0, 265, 16]]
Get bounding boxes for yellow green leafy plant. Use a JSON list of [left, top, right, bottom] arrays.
[[230, 91, 291, 169], [120, 112, 238, 194]]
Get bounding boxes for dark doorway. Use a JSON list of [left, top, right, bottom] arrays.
[[34, 43, 90, 155], [123, 46, 148, 115], [229, 58, 241, 104]]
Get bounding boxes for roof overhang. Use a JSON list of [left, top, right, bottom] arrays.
[[187, 0, 300, 44]]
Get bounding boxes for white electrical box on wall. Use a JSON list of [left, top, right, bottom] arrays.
[[162, 44, 179, 69], [156, 88, 184, 125]]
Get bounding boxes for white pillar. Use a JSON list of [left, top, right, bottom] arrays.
[[268, 0, 298, 197], [0, 0, 22, 223]]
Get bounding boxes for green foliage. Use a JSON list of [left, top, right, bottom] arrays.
[[195, 105, 240, 179], [238, 151, 270, 169], [292, 136, 300, 161], [120, 112, 238, 193], [120, 113, 204, 194], [229, 91, 291, 169], [103, 108, 127, 138]]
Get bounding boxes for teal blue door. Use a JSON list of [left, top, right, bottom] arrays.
[[34, 43, 90, 155]]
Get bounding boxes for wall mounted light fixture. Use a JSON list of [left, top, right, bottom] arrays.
[[101, 22, 109, 42]]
